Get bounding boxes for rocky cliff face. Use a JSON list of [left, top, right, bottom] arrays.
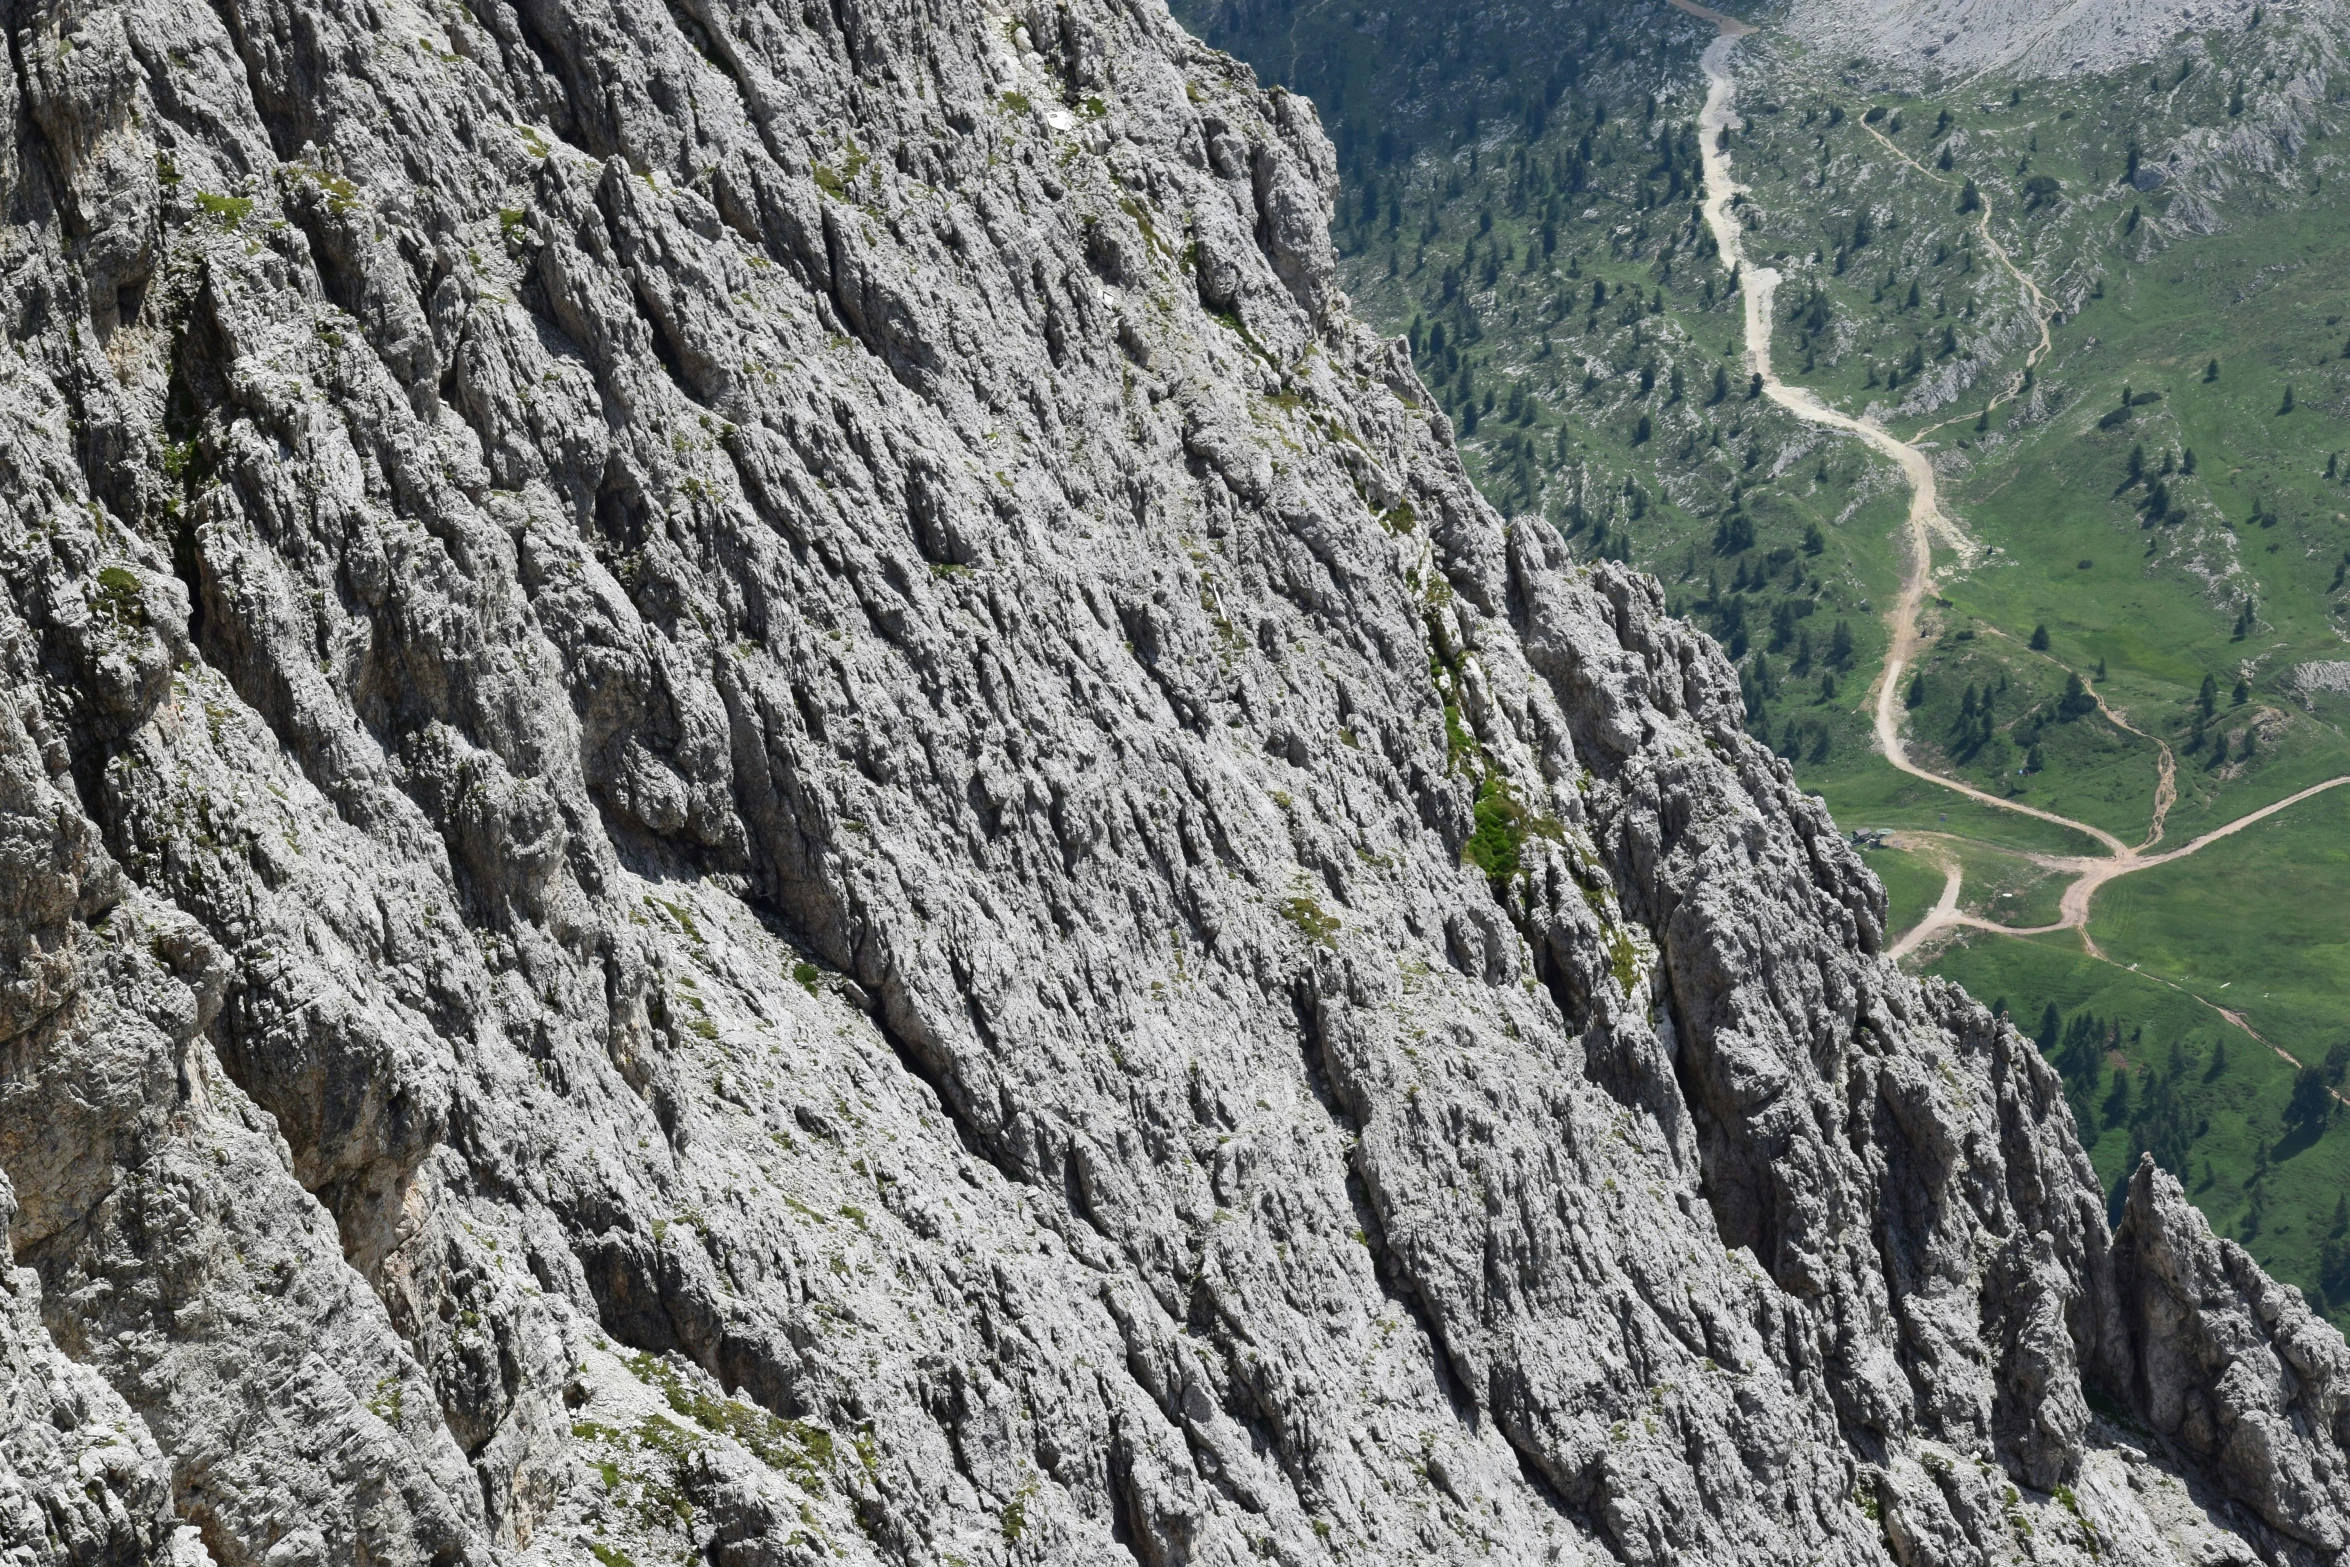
[[1782, 0, 2282, 76], [0, 1, 2345, 1565]]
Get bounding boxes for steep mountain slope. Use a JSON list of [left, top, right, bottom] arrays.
[[3, 1, 2350, 1566], [1783, 0, 2252, 76], [1181, 0, 2350, 1322]]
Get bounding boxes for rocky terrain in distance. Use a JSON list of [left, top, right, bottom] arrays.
[[1783, 0, 2290, 77], [6, 0, 2350, 1565]]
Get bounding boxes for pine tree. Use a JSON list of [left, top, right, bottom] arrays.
[[1905, 668, 1926, 708], [2105, 1066, 2143, 1127], [2029, 623, 2051, 650], [2289, 1063, 2332, 1130], [2199, 673, 2218, 716], [1829, 620, 1855, 668]]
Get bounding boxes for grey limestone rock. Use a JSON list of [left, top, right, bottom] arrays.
[[0, 0, 2344, 1564], [1782, 0, 2335, 78], [0, 1173, 177, 1567], [2114, 1156, 2350, 1557]]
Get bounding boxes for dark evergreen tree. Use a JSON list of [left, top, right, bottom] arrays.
[[2288, 1064, 2332, 1131]]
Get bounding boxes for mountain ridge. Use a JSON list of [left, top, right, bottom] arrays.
[[2, 0, 2349, 1565], [1181, 0, 2350, 1315], [1784, 0, 2277, 78]]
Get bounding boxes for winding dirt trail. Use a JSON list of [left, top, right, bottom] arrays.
[[1984, 622, 2180, 850], [1852, 115, 2053, 439], [1667, 0, 2350, 972]]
